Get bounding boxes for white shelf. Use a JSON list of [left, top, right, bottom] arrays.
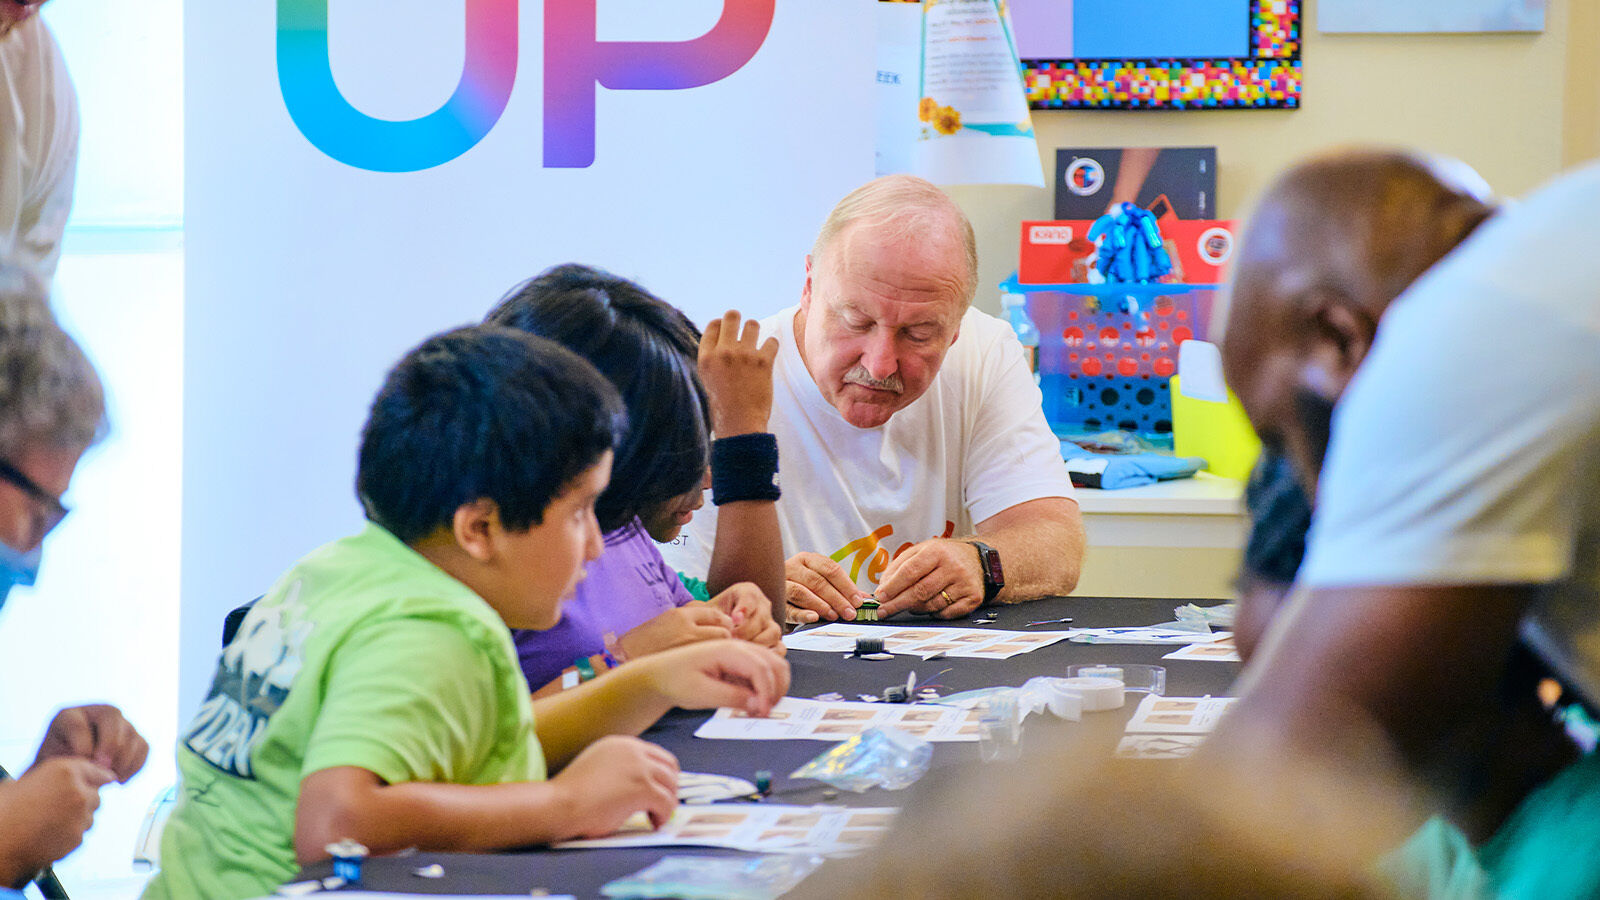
[[1073, 471, 1245, 516]]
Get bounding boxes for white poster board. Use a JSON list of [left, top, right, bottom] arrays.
[[914, 0, 1043, 186], [183, 0, 873, 714], [875, 0, 1042, 186]]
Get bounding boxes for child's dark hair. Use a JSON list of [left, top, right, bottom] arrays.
[[357, 325, 627, 542], [485, 264, 711, 533]]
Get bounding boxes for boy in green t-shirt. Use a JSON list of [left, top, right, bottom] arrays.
[[145, 326, 790, 900]]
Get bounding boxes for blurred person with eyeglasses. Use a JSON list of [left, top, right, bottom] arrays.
[[0, 287, 147, 897], [0, 0, 76, 287]]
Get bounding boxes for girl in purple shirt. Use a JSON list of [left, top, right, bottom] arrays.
[[486, 264, 785, 693]]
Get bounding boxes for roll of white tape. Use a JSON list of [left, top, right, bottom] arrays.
[[1061, 675, 1125, 711], [1043, 681, 1084, 721]]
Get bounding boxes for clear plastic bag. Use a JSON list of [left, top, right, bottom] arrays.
[[789, 725, 932, 792], [600, 853, 826, 900], [975, 689, 1023, 762]]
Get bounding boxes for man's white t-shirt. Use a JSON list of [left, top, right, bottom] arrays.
[[1301, 160, 1600, 706], [661, 304, 1075, 593], [0, 16, 77, 285]]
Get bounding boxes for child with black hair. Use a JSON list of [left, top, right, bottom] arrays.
[[485, 264, 786, 694], [145, 326, 788, 900]]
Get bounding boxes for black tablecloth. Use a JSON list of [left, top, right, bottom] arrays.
[[295, 595, 1237, 897]]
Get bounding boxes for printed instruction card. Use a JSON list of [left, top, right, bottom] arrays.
[[783, 623, 1069, 659], [556, 804, 899, 856], [695, 697, 981, 742]]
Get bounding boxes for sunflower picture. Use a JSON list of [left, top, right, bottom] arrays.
[[918, 96, 939, 122], [932, 104, 962, 135]]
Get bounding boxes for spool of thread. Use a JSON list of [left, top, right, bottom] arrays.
[[854, 635, 886, 656], [1061, 675, 1125, 711], [325, 839, 368, 885]]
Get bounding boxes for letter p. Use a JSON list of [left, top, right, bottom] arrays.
[[544, 0, 777, 168]]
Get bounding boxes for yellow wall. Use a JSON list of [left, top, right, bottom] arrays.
[[953, 0, 1588, 311], [1565, 0, 1600, 167]]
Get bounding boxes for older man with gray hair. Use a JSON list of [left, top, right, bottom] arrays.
[[666, 175, 1083, 624], [0, 289, 148, 895]]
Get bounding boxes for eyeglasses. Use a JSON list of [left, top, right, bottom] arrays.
[[0, 458, 68, 542]]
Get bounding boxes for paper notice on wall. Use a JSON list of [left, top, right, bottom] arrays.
[[916, 0, 1042, 186]]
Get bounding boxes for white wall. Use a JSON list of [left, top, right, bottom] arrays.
[[0, 3, 183, 896]]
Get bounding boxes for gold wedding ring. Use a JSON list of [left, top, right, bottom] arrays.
[[940, 589, 952, 605]]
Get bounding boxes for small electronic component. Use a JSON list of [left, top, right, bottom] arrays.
[[853, 635, 886, 656], [754, 770, 773, 796], [880, 671, 919, 704]]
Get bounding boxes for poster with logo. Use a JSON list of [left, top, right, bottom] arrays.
[[1018, 218, 1237, 285], [1054, 147, 1217, 221], [182, 0, 873, 715]]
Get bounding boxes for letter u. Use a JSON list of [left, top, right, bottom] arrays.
[[277, 0, 518, 172]]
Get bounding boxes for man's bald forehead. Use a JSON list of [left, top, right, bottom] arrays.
[[1233, 149, 1497, 320]]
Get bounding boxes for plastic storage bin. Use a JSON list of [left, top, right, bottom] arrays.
[[1001, 275, 1221, 444]]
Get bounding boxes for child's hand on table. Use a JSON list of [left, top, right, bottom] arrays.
[[640, 639, 791, 717], [551, 735, 679, 836], [710, 582, 785, 653], [616, 604, 735, 660]]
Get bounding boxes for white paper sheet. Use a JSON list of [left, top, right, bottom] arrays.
[[1162, 637, 1241, 662], [1115, 734, 1208, 759], [272, 883, 547, 890], [556, 804, 898, 857], [1067, 626, 1230, 646], [784, 623, 1069, 659], [1123, 695, 1238, 734], [695, 697, 981, 742]]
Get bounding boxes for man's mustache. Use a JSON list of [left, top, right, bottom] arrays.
[[843, 366, 903, 393]]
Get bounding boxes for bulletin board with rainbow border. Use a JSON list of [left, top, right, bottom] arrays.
[[1011, 0, 1301, 110]]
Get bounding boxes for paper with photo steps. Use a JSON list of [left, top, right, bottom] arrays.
[[1124, 695, 1238, 734], [784, 622, 1069, 659], [1163, 637, 1242, 662], [1066, 626, 1229, 645], [696, 696, 981, 742], [556, 804, 899, 857]]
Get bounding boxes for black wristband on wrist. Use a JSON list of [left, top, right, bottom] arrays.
[[711, 433, 781, 505]]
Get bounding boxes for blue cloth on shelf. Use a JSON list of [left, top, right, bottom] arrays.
[[1060, 440, 1205, 489]]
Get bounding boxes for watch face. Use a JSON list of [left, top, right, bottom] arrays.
[[983, 552, 1004, 586]]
